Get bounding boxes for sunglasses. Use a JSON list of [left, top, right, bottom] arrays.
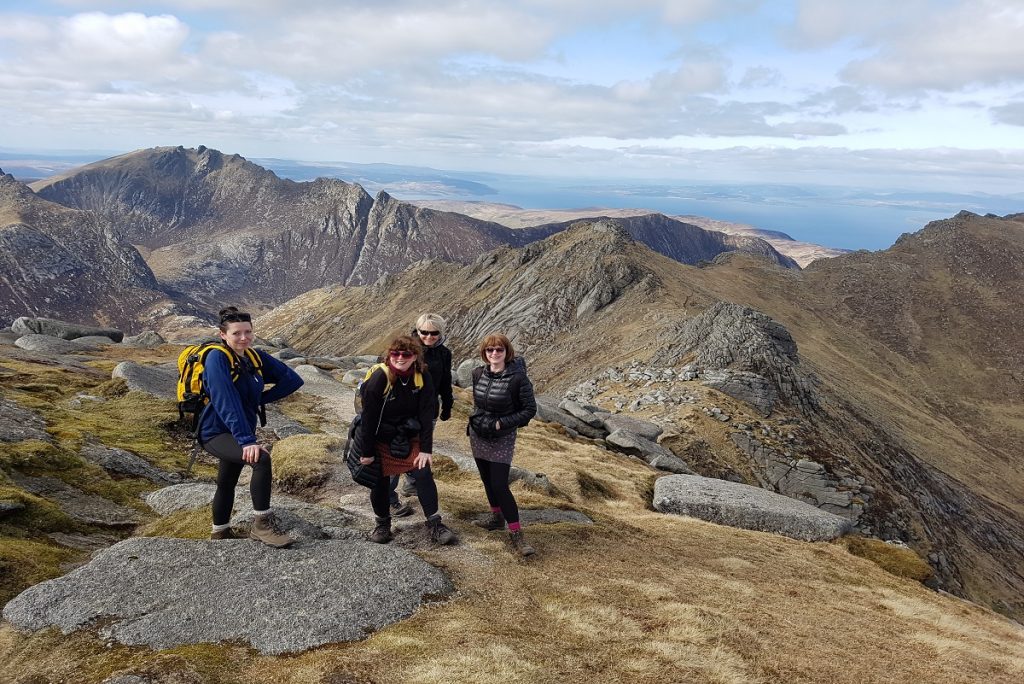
[[418, 329, 441, 337], [389, 350, 416, 359], [484, 347, 506, 354], [221, 313, 252, 323]]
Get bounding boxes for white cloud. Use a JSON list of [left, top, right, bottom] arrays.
[[841, 1, 1024, 91]]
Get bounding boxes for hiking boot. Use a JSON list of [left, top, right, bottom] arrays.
[[210, 527, 235, 540], [370, 516, 393, 544], [473, 511, 506, 531], [509, 530, 536, 557], [390, 500, 414, 517], [425, 515, 458, 545], [249, 513, 293, 548], [400, 477, 418, 497]]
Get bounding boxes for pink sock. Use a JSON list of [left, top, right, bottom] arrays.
[[508, 521, 521, 532]]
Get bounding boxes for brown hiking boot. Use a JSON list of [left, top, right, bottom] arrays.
[[210, 527, 235, 540], [249, 513, 293, 548], [390, 500, 414, 517], [473, 511, 506, 531], [509, 530, 535, 557], [425, 515, 458, 545], [370, 516, 393, 544]]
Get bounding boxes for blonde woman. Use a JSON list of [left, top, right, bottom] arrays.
[[391, 313, 455, 511]]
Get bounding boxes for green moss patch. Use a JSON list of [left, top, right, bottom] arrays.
[[0, 537, 81, 607]]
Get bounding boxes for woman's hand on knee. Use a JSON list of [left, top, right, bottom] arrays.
[[359, 456, 375, 465], [414, 452, 432, 469], [241, 443, 264, 464]]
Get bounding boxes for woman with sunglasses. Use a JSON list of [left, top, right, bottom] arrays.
[[389, 314, 455, 514], [467, 333, 537, 556], [358, 335, 458, 546], [199, 307, 303, 547]]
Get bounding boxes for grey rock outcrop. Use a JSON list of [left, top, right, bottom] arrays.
[[14, 334, 90, 355], [10, 474, 142, 527], [659, 302, 818, 414], [122, 331, 166, 347], [2, 537, 454, 655], [79, 442, 179, 483], [558, 399, 604, 428], [700, 369, 778, 416], [606, 429, 694, 474], [597, 412, 663, 441], [455, 358, 484, 388], [12, 316, 124, 342], [653, 474, 853, 541], [534, 394, 606, 439], [730, 432, 865, 522], [111, 362, 177, 399], [0, 398, 51, 442]]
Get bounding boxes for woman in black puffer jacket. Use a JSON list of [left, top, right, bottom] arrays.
[[467, 333, 537, 556]]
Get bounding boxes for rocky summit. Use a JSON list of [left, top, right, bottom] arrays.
[[256, 211, 1024, 623]]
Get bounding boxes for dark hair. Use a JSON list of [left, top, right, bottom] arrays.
[[381, 335, 426, 376], [478, 333, 515, 363], [218, 306, 252, 331]]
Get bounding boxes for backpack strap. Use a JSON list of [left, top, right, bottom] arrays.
[[472, 365, 485, 386]]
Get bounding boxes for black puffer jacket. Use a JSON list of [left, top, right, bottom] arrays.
[[468, 357, 536, 438]]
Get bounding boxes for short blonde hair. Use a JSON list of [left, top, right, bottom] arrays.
[[478, 333, 515, 363], [414, 313, 446, 335]]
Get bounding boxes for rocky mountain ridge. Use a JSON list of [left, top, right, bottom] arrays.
[[409, 199, 848, 266], [28, 146, 795, 312], [256, 212, 1024, 621], [0, 170, 181, 330]]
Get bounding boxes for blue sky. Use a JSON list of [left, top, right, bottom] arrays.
[[1, 0, 1024, 194]]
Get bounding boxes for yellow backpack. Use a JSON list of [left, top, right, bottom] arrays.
[[176, 341, 265, 430], [353, 362, 424, 414]]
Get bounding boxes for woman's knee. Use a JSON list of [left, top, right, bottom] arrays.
[[252, 453, 273, 472]]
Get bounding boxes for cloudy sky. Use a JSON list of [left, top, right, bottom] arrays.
[[2, 0, 1024, 193]]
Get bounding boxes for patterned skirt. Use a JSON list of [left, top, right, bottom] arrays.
[[469, 430, 517, 465], [376, 439, 421, 477]]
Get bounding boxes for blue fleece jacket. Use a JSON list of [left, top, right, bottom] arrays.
[[198, 348, 303, 446]]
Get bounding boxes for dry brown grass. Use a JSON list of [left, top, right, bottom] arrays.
[[271, 434, 343, 492]]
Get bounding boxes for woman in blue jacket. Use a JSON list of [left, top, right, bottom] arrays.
[[199, 306, 303, 547]]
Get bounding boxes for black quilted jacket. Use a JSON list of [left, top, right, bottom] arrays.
[[468, 357, 536, 438]]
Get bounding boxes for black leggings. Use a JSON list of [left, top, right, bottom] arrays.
[[371, 466, 439, 519], [474, 459, 519, 525], [202, 433, 272, 525]]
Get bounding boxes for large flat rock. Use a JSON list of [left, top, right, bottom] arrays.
[[144, 483, 364, 540], [111, 362, 177, 400], [2, 537, 454, 655], [12, 316, 124, 342], [653, 474, 853, 541]]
